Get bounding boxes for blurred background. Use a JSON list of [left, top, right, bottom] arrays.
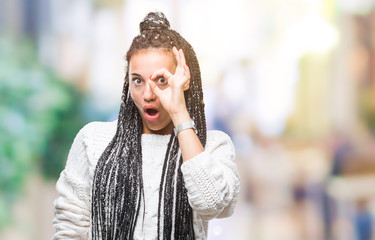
[[1, 0, 375, 239]]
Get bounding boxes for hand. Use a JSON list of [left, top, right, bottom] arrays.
[[148, 47, 191, 125]]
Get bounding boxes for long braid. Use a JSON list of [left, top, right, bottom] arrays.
[[92, 81, 145, 239], [91, 12, 206, 239], [157, 134, 176, 239]]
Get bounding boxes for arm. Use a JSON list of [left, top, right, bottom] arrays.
[[171, 110, 204, 162], [52, 125, 92, 240], [148, 46, 204, 162], [181, 131, 239, 220], [148, 47, 239, 219]]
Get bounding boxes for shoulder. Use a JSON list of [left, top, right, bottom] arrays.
[[72, 120, 117, 156], [206, 130, 234, 147], [67, 120, 117, 173], [80, 119, 117, 145], [79, 120, 117, 137], [206, 130, 235, 156], [74, 120, 117, 146]]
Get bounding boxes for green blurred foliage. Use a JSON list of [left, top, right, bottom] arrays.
[[0, 37, 86, 229]]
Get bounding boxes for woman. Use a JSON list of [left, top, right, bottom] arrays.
[[53, 11, 239, 240]]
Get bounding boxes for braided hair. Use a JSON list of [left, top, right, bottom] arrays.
[[91, 12, 207, 239]]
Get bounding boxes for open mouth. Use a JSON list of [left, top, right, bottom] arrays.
[[146, 108, 158, 116], [143, 105, 159, 121]]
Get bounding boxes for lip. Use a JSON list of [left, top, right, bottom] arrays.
[[143, 104, 160, 121]]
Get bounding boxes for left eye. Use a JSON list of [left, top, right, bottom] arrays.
[[156, 77, 167, 85]]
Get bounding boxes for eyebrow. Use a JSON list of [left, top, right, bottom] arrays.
[[131, 73, 143, 78]]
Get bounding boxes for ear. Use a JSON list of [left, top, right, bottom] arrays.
[[183, 80, 190, 91]]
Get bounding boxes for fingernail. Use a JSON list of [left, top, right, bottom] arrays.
[[185, 62, 188, 67], [150, 75, 152, 79]]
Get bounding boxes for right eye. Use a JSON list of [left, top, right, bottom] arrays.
[[132, 78, 143, 86]]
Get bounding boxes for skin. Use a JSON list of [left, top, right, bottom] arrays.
[[129, 47, 204, 161]]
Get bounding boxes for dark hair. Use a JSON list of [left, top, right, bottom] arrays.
[[91, 12, 206, 239]]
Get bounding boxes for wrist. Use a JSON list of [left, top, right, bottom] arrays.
[[174, 119, 197, 136], [171, 110, 190, 127]]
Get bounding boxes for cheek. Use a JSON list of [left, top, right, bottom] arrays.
[[129, 87, 141, 105]]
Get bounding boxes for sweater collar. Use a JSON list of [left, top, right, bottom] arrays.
[[141, 133, 172, 146]]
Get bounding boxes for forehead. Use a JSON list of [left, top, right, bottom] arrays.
[[129, 48, 176, 73]]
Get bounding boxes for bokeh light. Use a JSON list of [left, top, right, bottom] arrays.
[[1, 0, 375, 239]]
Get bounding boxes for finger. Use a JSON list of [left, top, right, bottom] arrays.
[[173, 46, 180, 66], [179, 48, 186, 67], [173, 46, 185, 69], [173, 46, 178, 53], [172, 47, 188, 81], [184, 63, 190, 79], [177, 48, 183, 68], [150, 68, 173, 80], [148, 80, 162, 97], [183, 64, 190, 90]]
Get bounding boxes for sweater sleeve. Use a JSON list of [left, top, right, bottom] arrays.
[[52, 124, 93, 240], [180, 130, 240, 220]]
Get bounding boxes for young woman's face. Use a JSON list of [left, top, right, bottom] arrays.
[[129, 48, 176, 134]]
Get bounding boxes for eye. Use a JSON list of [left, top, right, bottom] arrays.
[[156, 77, 167, 85], [132, 78, 143, 86]]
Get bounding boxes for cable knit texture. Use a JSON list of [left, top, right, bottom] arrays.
[[52, 120, 239, 240]]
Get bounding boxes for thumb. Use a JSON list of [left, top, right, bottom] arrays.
[[148, 80, 162, 97]]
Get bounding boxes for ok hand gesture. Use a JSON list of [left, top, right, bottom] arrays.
[[148, 47, 191, 126]]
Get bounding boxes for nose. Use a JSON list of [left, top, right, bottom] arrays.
[[143, 80, 156, 102]]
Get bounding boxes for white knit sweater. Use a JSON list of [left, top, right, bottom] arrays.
[[52, 120, 239, 240]]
